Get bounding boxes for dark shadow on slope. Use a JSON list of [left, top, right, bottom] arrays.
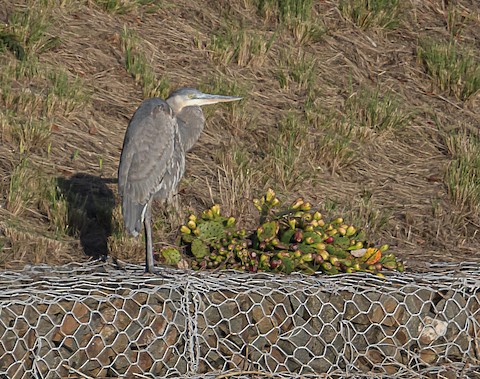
[[57, 174, 116, 259]]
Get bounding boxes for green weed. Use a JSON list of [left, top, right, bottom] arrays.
[[93, 0, 159, 14], [339, 0, 401, 29], [445, 130, 480, 212], [254, 0, 314, 24], [108, 205, 144, 262], [345, 87, 410, 132], [250, 0, 323, 44], [0, 111, 51, 155], [265, 112, 309, 189], [6, 159, 70, 235], [1, 67, 42, 114], [200, 76, 251, 134], [40, 180, 70, 236], [121, 26, 170, 98], [7, 158, 44, 216], [13, 56, 41, 78], [205, 26, 276, 67], [290, 19, 325, 45], [6, 4, 60, 58], [446, 5, 467, 39], [345, 192, 392, 238], [274, 0, 313, 22], [1, 60, 86, 118], [277, 50, 317, 91], [15, 118, 52, 155], [314, 115, 356, 176], [0, 220, 70, 266], [0, 30, 25, 60], [45, 69, 88, 116], [316, 193, 391, 244], [200, 75, 248, 99], [417, 40, 480, 101], [213, 144, 261, 218], [0, 66, 86, 154]]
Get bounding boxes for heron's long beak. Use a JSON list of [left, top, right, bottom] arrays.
[[191, 92, 242, 106]]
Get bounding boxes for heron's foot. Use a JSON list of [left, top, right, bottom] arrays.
[[145, 264, 159, 275]]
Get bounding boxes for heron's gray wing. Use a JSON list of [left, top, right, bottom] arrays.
[[118, 99, 174, 235]]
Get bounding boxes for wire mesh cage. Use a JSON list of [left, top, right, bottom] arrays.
[[0, 261, 479, 378]]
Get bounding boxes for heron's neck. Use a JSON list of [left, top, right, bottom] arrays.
[[176, 107, 205, 153], [166, 97, 182, 115]]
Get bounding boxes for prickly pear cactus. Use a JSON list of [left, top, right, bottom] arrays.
[[174, 190, 405, 276], [161, 247, 182, 265], [191, 239, 209, 259], [197, 221, 227, 241], [256, 221, 279, 243]]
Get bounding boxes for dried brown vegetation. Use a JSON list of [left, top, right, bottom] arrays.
[[0, 0, 479, 270]]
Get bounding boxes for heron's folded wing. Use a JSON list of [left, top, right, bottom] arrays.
[[118, 100, 175, 205]]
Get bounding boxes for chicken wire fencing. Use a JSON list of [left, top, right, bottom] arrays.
[[0, 261, 479, 379]]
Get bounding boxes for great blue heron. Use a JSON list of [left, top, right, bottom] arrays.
[[118, 88, 242, 273]]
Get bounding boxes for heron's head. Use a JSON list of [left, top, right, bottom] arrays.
[[166, 87, 242, 114]]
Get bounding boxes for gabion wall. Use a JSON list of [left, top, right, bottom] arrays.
[[0, 262, 479, 378]]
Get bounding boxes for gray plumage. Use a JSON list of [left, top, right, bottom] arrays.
[[118, 98, 178, 236], [118, 88, 242, 273]]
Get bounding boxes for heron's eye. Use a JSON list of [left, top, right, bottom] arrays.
[[188, 94, 194, 99]]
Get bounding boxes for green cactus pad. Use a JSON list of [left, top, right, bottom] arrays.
[[181, 234, 195, 244], [161, 247, 182, 265], [321, 262, 339, 275], [325, 244, 350, 258], [257, 221, 279, 242], [191, 239, 210, 259], [303, 231, 323, 244], [280, 229, 295, 244], [296, 243, 317, 254], [197, 221, 227, 241], [332, 236, 351, 249], [280, 255, 294, 274], [379, 253, 398, 269]]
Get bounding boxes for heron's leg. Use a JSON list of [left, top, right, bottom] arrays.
[[144, 203, 155, 273]]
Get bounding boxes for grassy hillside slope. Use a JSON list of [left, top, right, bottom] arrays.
[[0, 0, 479, 269]]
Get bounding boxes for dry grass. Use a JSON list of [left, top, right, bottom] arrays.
[[0, 0, 479, 270]]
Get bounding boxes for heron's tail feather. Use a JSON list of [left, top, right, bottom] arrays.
[[122, 197, 145, 237]]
